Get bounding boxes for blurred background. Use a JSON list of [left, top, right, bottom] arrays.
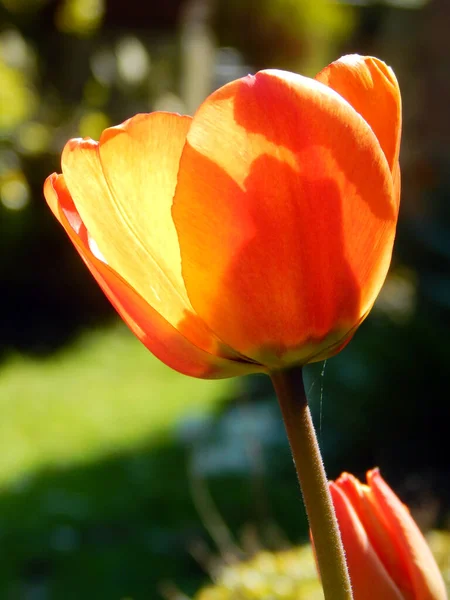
[[0, 0, 449, 598]]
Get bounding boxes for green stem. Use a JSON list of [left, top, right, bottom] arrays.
[[270, 366, 353, 600]]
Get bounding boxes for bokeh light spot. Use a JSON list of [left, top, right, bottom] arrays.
[[1, 177, 30, 211], [116, 36, 151, 85], [56, 0, 105, 36], [17, 121, 52, 155], [90, 47, 116, 86], [78, 110, 109, 139]]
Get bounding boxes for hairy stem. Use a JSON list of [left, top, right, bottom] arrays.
[[271, 366, 353, 600]]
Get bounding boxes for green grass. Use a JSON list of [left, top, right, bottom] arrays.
[[0, 324, 234, 488], [0, 325, 237, 599]]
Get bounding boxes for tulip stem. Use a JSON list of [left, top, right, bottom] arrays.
[[271, 366, 353, 600]]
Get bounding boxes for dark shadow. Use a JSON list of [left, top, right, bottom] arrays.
[[0, 166, 115, 362]]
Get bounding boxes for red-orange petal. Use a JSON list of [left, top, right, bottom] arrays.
[[392, 161, 401, 210], [329, 482, 404, 599], [172, 69, 397, 367], [44, 173, 261, 379], [368, 469, 448, 600], [316, 55, 402, 176], [335, 472, 413, 597]]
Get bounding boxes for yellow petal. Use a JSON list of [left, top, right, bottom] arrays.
[[61, 112, 190, 320], [61, 112, 231, 356], [44, 173, 260, 379]]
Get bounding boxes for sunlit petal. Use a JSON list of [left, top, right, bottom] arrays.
[[44, 173, 260, 379], [61, 113, 189, 318], [61, 112, 241, 358], [173, 69, 396, 366], [316, 55, 401, 176]]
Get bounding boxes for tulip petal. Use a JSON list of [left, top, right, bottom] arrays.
[[44, 173, 261, 379], [60, 112, 225, 356], [336, 472, 413, 597], [61, 112, 248, 360], [173, 69, 396, 366], [392, 161, 401, 210], [96, 113, 191, 309], [329, 482, 404, 600], [315, 55, 402, 176], [368, 469, 448, 600]]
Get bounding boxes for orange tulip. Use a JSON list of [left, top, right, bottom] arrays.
[[44, 55, 401, 378], [330, 469, 448, 599]]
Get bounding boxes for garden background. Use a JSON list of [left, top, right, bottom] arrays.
[[0, 0, 449, 598]]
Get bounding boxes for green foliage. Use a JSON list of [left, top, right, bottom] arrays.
[[194, 533, 450, 599], [195, 546, 323, 599]]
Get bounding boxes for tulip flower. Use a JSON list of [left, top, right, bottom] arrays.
[[44, 54, 401, 379], [330, 469, 448, 599]]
